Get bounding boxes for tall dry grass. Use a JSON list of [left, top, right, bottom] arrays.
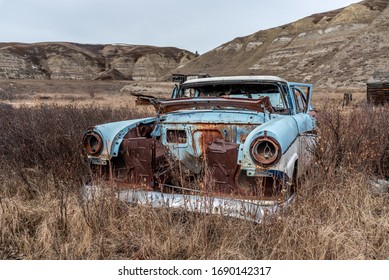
[[0, 103, 388, 259]]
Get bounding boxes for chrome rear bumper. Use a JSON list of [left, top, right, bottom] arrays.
[[82, 184, 294, 223]]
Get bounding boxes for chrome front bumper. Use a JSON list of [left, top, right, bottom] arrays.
[[82, 184, 294, 223]]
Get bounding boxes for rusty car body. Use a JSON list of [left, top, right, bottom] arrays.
[[83, 76, 316, 222]]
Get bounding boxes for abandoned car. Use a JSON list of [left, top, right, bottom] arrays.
[[83, 76, 316, 222]]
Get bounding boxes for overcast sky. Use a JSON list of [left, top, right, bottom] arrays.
[[0, 0, 360, 54]]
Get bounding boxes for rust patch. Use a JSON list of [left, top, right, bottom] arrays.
[[195, 129, 223, 154], [120, 137, 165, 187], [239, 133, 248, 143], [206, 139, 240, 194], [155, 96, 274, 114]]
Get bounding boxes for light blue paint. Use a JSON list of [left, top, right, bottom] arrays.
[[87, 117, 155, 159]]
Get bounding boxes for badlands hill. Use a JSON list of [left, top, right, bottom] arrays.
[[176, 0, 389, 90], [0, 0, 388, 90], [0, 42, 195, 81]]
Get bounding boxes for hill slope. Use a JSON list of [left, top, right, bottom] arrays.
[[176, 0, 389, 90], [0, 42, 195, 81]]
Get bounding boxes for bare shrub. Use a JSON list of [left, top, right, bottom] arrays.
[[315, 104, 389, 179], [0, 104, 147, 197]]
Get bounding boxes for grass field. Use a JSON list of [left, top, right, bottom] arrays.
[[0, 80, 388, 259]]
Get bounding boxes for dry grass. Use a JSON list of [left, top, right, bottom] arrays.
[[0, 79, 173, 108], [0, 82, 388, 260]]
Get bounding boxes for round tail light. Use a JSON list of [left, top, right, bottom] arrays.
[[83, 132, 103, 156], [250, 137, 281, 166]]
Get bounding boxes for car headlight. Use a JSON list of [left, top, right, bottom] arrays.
[[250, 136, 281, 166], [83, 131, 103, 156]]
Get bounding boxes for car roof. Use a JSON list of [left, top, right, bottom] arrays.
[[182, 75, 288, 86]]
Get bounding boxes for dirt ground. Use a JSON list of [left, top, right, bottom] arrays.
[[0, 79, 175, 108], [0, 79, 367, 109]]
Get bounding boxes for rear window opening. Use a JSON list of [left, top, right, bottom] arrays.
[[179, 83, 287, 110]]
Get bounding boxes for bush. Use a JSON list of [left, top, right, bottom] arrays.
[[315, 104, 389, 179], [0, 105, 147, 196]]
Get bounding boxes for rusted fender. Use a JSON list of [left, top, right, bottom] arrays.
[[84, 117, 156, 160]]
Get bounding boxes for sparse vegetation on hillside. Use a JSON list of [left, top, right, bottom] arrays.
[[176, 0, 389, 90], [0, 93, 388, 259]]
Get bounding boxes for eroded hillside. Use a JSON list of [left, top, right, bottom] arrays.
[[176, 0, 389, 90], [0, 42, 195, 81]]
